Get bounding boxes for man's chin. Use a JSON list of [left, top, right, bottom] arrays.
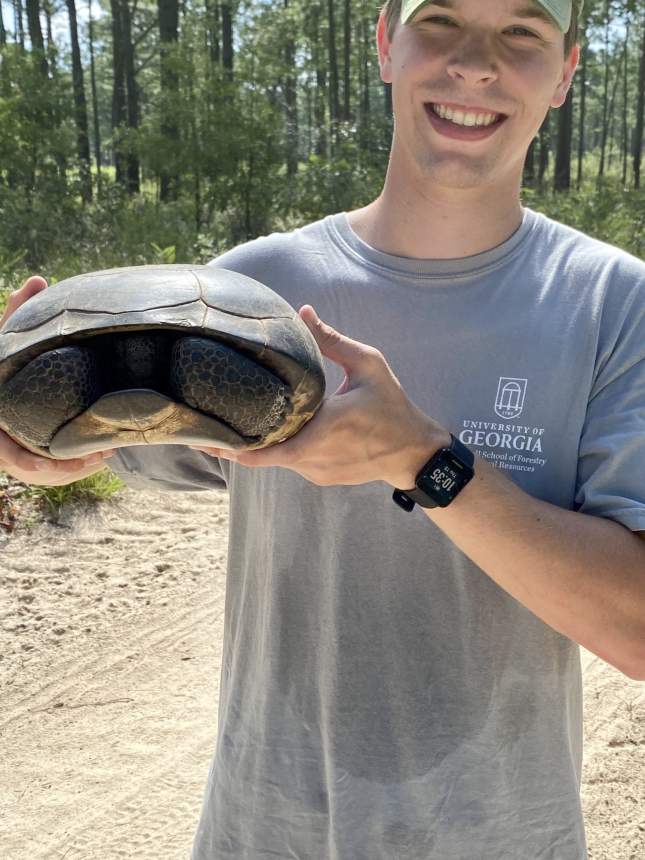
[[414, 156, 502, 191]]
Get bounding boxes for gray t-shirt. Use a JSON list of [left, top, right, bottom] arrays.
[[111, 208, 645, 860]]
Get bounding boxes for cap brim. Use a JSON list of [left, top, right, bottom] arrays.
[[400, 0, 572, 32]]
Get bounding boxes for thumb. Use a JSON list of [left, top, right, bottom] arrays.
[[299, 305, 378, 389], [2, 275, 48, 327], [17, 275, 48, 298]]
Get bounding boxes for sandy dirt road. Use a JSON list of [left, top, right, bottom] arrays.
[[0, 485, 643, 859]]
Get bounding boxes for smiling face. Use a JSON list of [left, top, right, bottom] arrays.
[[378, 0, 579, 193]]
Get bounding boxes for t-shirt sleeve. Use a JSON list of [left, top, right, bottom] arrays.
[[109, 445, 228, 493], [574, 273, 645, 533]]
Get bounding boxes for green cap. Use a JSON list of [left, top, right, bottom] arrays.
[[401, 1, 573, 33]]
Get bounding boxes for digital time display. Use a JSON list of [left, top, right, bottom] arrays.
[[430, 467, 457, 492], [418, 453, 473, 507]]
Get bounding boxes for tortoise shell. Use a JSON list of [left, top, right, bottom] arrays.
[[0, 264, 325, 459]]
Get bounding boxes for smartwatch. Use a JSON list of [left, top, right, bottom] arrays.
[[392, 434, 474, 511]]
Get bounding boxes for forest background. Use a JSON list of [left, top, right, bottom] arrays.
[[0, 0, 643, 291]]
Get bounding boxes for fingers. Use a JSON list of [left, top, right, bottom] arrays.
[[189, 445, 228, 458], [0, 429, 113, 478], [189, 442, 290, 469], [1, 275, 48, 327]]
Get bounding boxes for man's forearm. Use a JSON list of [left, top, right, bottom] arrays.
[[426, 456, 645, 679]]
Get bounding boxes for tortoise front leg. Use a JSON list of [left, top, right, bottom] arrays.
[[169, 337, 292, 439], [0, 346, 103, 454]]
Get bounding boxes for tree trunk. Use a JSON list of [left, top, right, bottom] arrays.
[[554, 86, 573, 190], [383, 79, 392, 124], [311, 2, 327, 157], [66, 0, 92, 202], [634, 10, 645, 188], [598, 0, 611, 181], [185, 44, 201, 232], [25, 0, 63, 190], [327, 0, 339, 147], [221, 3, 233, 81], [523, 138, 536, 187], [305, 74, 313, 157], [383, 80, 392, 115], [205, 0, 220, 65], [110, 0, 128, 187], [606, 34, 626, 173], [0, 3, 7, 46], [621, 18, 630, 186], [361, 15, 370, 118], [538, 113, 550, 189], [26, 0, 65, 179], [342, 0, 350, 121], [0, 4, 8, 110], [121, 0, 140, 193], [284, 0, 298, 181], [244, 146, 254, 241], [25, 0, 48, 77], [43, 0, 70, 185], [576, 36, 588, 189], [158, 0, 180, 201], [202, 0, 218, 129], [14, 0, 25, 50], [43, 0, 57, 76], [359, 14, 370, 150], [88, 0, 103, 197]]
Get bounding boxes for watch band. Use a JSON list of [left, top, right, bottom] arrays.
[[392, 434, 474, 512]]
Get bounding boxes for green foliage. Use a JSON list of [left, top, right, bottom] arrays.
[[0, 186, 202, 290], [292, 128, 388, 222], [27, 468, 125, 517], [0, 250, 27, 292], [150, 243, 177, 263], [523, 180, 645, 259]]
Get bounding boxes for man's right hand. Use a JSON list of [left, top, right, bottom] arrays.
[[0, 275, 115, 487]]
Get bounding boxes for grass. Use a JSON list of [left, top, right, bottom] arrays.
[[26, 468, 125, 517]]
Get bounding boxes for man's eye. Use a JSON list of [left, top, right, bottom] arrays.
[[420, 16, 457, 26], [507, 26, 538, 37]]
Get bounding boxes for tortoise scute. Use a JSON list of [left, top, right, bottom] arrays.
[[0, 346, 103, 448], [170, 337, 292, 439]]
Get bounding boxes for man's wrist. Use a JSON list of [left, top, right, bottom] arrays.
[[390, 421, 453, 490]]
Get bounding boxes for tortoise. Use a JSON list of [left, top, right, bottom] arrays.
[[0, 264, 326, 459]]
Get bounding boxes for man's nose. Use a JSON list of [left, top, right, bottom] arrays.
[[446, 36, 499, 87]]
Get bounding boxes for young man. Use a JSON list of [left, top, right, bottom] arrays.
[[2, 1, 645, 857]]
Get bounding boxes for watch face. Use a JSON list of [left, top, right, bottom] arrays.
[[417, 451, 473, 507]]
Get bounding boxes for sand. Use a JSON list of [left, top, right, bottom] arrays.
[[1, 482, 644, 859]]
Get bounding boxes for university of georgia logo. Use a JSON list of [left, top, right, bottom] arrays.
[[494, 377, 528, 419]]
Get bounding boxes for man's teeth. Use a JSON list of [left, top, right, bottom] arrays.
[[432, 104, 500, 127]]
